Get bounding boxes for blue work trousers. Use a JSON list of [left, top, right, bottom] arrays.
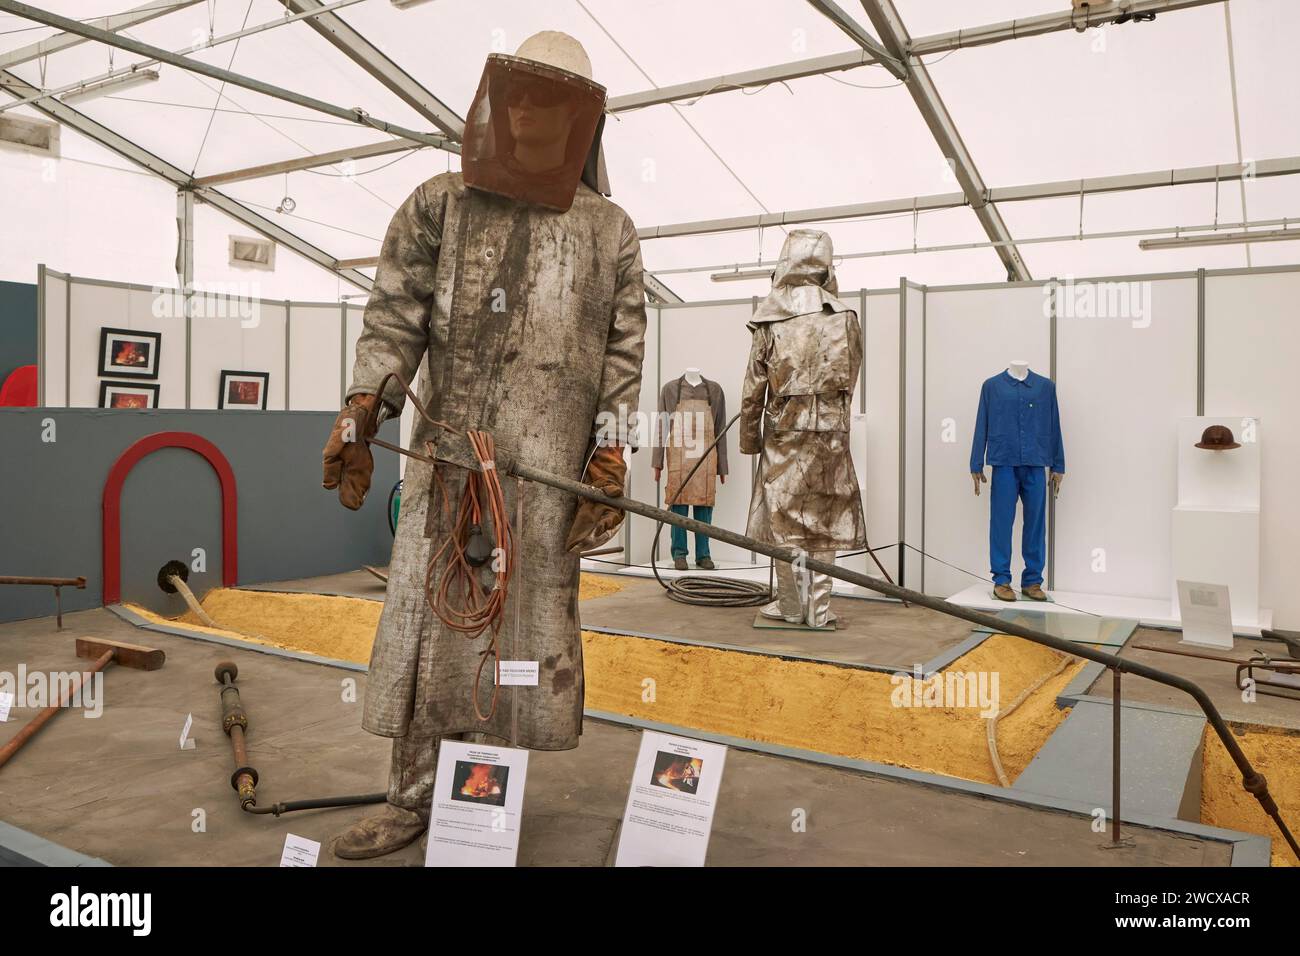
[[670, 504, 713, 560], [989, 465, 1046, 588]]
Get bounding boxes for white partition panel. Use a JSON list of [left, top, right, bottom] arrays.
[[902, 284, 925, 589], [923, 285, 1051, 597], [344, 305, 365, 406], [862, 290, 901, 577], [656, 301, 755, 565], [1054, 277, 1197, 599], [624, 304, 661, 565], [66, 281, 186, 408], [189, 297, 286, 410], [288, 304, 344, 411], [39, 270, 68, 406], [1205, 269, 1300, 628]]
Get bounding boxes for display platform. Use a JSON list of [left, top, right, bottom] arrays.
[[579, 558, 903, 603], [0, 605, 1261, 867], [948, 584, 1273, 637]]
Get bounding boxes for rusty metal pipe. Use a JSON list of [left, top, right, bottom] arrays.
[[0, 650, 112, 770]]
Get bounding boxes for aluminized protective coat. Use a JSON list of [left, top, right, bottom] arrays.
[[348, 171, 646, 748], [740, 230, 866, 551]]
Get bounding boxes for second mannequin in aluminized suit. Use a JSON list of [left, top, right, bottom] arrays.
[[739, 229, 866, 627]]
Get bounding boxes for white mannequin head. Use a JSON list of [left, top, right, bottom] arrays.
[[684, 367, 703, 386], [1008, 360, 1030, 381]]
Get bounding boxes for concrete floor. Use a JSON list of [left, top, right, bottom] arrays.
[[0, 604, 1240, 866], [1087, 626, 1300, 730], [577, 574, 974, 669]]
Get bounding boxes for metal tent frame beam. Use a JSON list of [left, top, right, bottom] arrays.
[[635, 156, 1300, 240], [609, 0, 1223, 114], [0, 0, 203, 71], [0, 1, 450, 150], [804, 0, 906, 79], [0, 68, 374, 292], [858, 0, 1028, 280], [192, 138, 453, 187], [278, 0, 464, 141]]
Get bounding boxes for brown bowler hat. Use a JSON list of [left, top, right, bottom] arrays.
[[1195, 424, 1241, 450]]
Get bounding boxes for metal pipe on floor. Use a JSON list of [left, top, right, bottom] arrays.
[[0, 575, 86, 629]]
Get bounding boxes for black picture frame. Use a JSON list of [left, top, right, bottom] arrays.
[[99, 380, 160, 409], [98, 326, 161, 379], [219, 369, 270, 410]]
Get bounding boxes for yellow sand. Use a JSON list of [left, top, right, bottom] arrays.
[[1200, 724, 1300, 867], [129, 578, 1080, 787], [128, 573, 627, 665], [583, 631, 1083, 786]]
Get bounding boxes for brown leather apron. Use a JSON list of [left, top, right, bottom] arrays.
[[665, 395, 717, 506]]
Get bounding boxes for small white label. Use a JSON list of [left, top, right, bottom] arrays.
[[179, 712, 195, 750], [497, 661, 539, 686], [280, 833, 321, 867], [0, 691, 13, 722]]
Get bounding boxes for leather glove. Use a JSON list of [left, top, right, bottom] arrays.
[[323, 393, 381, 510], [565, 445, 627, 553]]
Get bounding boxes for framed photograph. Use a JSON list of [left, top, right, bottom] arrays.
[[219, 370, 269, 410], [99, 381, 159, 409], [98, 327, 161, 379]]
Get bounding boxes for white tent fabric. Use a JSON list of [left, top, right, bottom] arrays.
[[2, 0, 1297, 301]]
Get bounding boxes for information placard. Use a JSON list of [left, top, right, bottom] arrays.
[[425, 740, 529, 867], [614, 731, 727, 867]]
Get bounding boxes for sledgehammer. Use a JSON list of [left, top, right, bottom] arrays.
[[0, 637, 164, 771]]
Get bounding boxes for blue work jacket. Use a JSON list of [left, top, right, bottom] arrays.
[[969, 369, 1065, 474]]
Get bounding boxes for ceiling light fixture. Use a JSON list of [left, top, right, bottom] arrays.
[[60, 67, 160, 105], [709, 267, 774, 283], [1138, 227, 1298, 251]]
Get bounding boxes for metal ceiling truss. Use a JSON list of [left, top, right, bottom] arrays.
[[0, 67, 374, 291], [854, 0, 1029, 279], [0, 0, 204, 71], [611, 0, 1222, 113], [637, 156, 1300, 240]]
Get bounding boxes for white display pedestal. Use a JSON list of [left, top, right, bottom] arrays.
[[1170, 416, 1269, 636]]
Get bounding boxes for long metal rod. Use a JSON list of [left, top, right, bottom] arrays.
[[1112, 669, 1123, 846], [496, 454, 1299, 858], [0, 2, 450, 149]]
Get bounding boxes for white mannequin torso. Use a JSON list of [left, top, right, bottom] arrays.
[[684, 367, 703, 386], [1007, 360, 1029, 381]]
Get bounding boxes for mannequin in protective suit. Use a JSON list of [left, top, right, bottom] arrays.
[[740, 229, 866, 628], [320, 32, 646, 859]]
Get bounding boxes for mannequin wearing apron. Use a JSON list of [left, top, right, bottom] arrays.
[[653, 370, 727, 569]]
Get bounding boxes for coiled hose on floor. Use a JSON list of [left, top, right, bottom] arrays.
[[649, 412, 771, 607]]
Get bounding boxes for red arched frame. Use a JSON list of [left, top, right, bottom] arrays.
[[102, 431, 238, 605]]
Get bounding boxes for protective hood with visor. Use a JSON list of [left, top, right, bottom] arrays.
[[462, 53, 610, 212], [750, 229, 853, 325]]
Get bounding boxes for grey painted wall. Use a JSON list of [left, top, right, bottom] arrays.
[[0, 280, 37, 388], [0, 408, 398, 623]]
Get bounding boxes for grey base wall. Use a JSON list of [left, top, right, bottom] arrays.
[[0, 408, 398, 623]]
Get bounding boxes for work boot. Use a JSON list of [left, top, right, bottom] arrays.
[[332, 804, 427, 860], [673, 556, 688, 571], [993, 584, 1016, 602], [696, 557, 716, 571], [1022, 584, 1048, 602]]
